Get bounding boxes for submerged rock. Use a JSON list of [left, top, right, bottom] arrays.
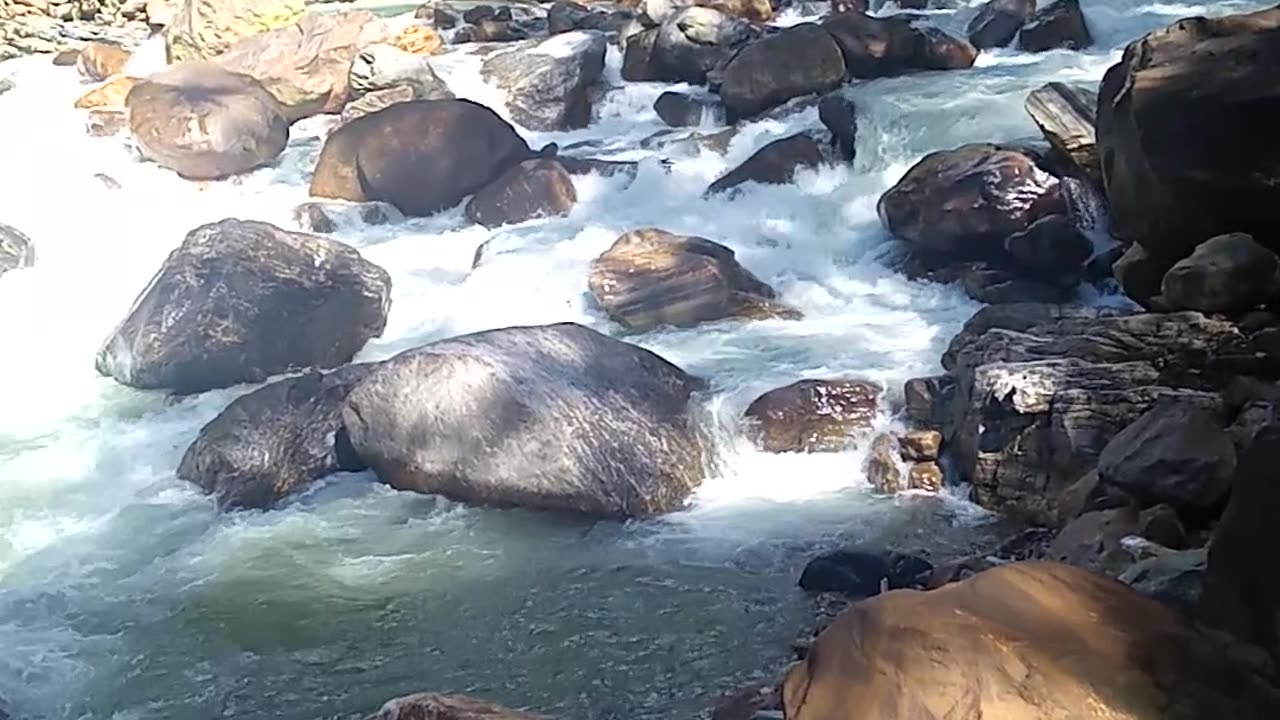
[[178, 365, 376, 508], [96, 219, 391, 394], [783, 561, 1280, 720], [311, 99, 532, 217], [1096, 5, 1280, 259], [127, 62, 288, 181], [0, 222, 35, 278], [743, 379, 880, 453], [706, 134, 824, 196], [818, 93, 857, 162], [367, 693, 541, 720], [341, 323, 713, 518], [717, 23, 845, 121], [798, 548, 934, 598], [292, 200, 405, 234], [654, 91, 709, 127], [464, 158, 577, 228], [588, 228, 795, 332], [481, 31, 607, 131]]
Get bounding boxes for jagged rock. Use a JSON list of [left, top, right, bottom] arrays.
[[1017, 0, 1091, 51], [743, 379, 880, 453], [1161, 233, 1280, 314], [341, 323, 713, 518], [215, 10, 393, 121], [126, 62, 288, 180], [798, 548, 934, 598], [821, 12, 976, 78], [966, 0, 1035, 49], [480, 31, 606, 131], [1025, 81, 1099, 184], [783, 561, 1280, 720], [177, 365, 376, 508], [95, 219, 391, 394], [311, 99, 532, 217], [717, 22, 845, 121], [1096, 6, 1280, 259], [164, 0, 305, 63], [706, 134, 823, 196], [0, 223, 35, 278], [818, 93, 857, 162], [292, 200, 404, 234], [588, 228, 796, 331], [464, 158, 577, 228]]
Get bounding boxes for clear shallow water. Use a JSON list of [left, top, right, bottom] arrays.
[[0, 1, 1266, 717]]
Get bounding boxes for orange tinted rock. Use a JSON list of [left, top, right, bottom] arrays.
[[392, 24, 444, 55], [75, 76, 137, 109]]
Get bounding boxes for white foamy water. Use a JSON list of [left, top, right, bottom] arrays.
[[0, 1, 1264, 717]]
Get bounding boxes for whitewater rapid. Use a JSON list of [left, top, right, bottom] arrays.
[[0, 1, 1267, 718]]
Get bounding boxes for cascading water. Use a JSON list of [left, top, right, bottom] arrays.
[[0, 1, 1268, 717]]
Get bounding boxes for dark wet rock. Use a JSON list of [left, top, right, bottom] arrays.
[[341, 323, 713, 518], [126, 62, 287, 181], [0, 222, 35, 278], [348, 43, 453, 101], [1112, 242, 1176, 308], [903, 374, 953, 429], [1002, 213, 1092, 273], [784, 561, 1280, 720], [1138, 503, 1186, 550], [743, 379, 880, 453], [820, 12, 976, 78], [427, 3, 459, 29], [1018, 0, 1092, 52], [177, 365, 376, 509], [622, 7, 755, 84], [1097, 397, 1235, 514], [547, 0, 623, 33], [588, 228, 796, 332], [1025, 81, 1099, 185], [818, 93, 857, 162], [706, 134, 824, 196], [292, 200, 405, 234], [1120, 547, 1206, 616], [799, 548, 934, 598], [367, 692, 541, 720], [620, 26, 661, 81], [717, 22, 845, 122], [453, 19, 531, 43], [966, 0, 1035, 49], [1096, 6, 1280, 260], [481, 31, 606, 131], [311, 99, 532, 218], [464, 158, 577, 228], [95, 219, 391, 395], [878, 143, 1065, 261], [214, 10, 392, 122], [1203, 423, 1280, 660], [1161, 233, 1280, 314], [939, 305, 1245, 522], [1047, 505, 1140, 574], [653, 91, 708, 127]]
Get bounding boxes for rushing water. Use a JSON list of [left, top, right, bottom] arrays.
[[0, 1, 1267, 718]]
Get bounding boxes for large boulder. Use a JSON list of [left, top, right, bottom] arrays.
[[96, 219, 391, 395], [706, 134, 824, 196], [622, 7, 755, 84], [310, 99, 533, 217], [164, 0, 306, 63], [820, 12, 976, 78], [717, 23, 845, 122], [177, 364, 376, 509], [877, 143, 1066, 261], [1025, 81, 1099, 184], [798, 548, 934, 598], [588, 228, 796, 331], [1162, 233, 1280, 314], [0, 222, 35, 278], [214, 10, 393, 122], [936, 304, 1247, 522], [341, 323, 714, 518], [966, 0, 1035, 49], [480, 31, 606, 131], [368, 693, 541, 720], [464, 157, 577, 228], [126, 63, 288, 180], [1203, 424, 1280, 662], [1096, 6, 1280, 259], [743, 379, 880, 453], [783, 561, 1280, 720], [1017, 0, 1092, 52]]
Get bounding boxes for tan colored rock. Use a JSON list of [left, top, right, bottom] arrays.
[[76, 42, 131, 81], [164, 0, 306, 63], [697, 0, 772, 23], [74, 76, 136, 109], [368, 693, 541, 720], [783, 561, 1280, 720], [392, 24, 443, 55], [897, 429, 940, 461], [865, 433, 901, 493], [745, 379, 880, 453], [907, 461, 942, 491], [86, 109, 128, 136]]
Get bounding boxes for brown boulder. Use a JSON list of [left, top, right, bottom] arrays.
[[1096, 6, 1280, 259], [1017, 0, 1091, 51], [898, 429, 940, 461], [310, 99, 532, 217], [127, 62, 288, 180], [716, 23, 845, 121], [215, 10, 392, 122], [743, 379, 880, 453], [588, 228, 796, 332], [464, 158, 577, 228], [783, 561, 1280, 720], [74, 76, 136, 109], [865, 433, 902, 493], [907, 461, 943, 491], [820, 12, 976, 78], [367, 693, 541, 720], [1161, 232, 1280, 314], [706, 133, 824, 196], [76, 41, 131, 81], [1046, 505, 1140, 574], [966, 0, 1035, 49]]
